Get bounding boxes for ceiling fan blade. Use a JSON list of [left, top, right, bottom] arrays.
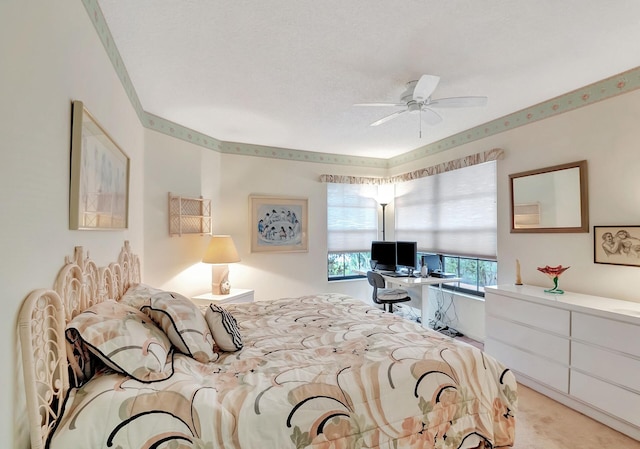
[[428, 96, 488, 108], [420, 107, 443, 125], [354, 102, 405, 107], [413, 75, 440, 102], [370, 110, 408, 126]]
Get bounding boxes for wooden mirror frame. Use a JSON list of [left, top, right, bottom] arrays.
[[510, 160, 589, 233]]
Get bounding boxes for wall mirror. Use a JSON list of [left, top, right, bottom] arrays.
[[510, 160, 588, 233]]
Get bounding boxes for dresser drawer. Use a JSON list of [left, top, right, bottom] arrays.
[[486, 315, 569, 363], [571, 371, 640, 427], [572, 312, 640, 358], [485, 337, 569, 393], [571, 341, 640, 393], [485, 292, 570, 335]]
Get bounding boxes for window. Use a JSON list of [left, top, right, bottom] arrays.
[[325, 159, 498, 286], [418, 252, 496, 296], [401, 162, 498, 296], [328, 251, 371, 279], [395, 162, 497, 259], [442, 254, 497, 296], [327, 183, 378, 280]]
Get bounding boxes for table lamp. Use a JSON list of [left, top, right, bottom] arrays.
[[202, 235, 240, 295]]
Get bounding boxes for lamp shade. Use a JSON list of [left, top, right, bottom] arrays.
[[202, 235, 240, 264], [377, 183, 395, 205]]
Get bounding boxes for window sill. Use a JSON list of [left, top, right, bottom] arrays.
[[434, 284, 486, 302], [327, 276, 367, 283]]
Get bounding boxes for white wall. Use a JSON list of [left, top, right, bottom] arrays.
[[141, 142, 387, 302], [218, 154, 388, 301], [496, 89, 640, 301], [142, 129, 222, 294], [391, 88, 640, 340], [1, 2, 144, 448]]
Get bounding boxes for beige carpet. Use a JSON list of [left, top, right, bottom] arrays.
[[513, 383, 640, 448]]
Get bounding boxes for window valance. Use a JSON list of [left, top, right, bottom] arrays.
[[319, 148, 503, 185]]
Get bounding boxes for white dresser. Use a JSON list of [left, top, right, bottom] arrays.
[[485, 285, 640, 440]]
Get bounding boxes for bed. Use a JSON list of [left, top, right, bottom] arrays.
[[18, 242, 516, 449]]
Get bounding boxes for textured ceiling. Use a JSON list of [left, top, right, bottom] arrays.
[[97, 0, 640, 160]]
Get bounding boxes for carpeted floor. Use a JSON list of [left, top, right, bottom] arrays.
[[511, 383, 640, 448]]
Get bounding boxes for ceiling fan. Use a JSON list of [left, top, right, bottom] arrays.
[[355, 75, 487, 133]]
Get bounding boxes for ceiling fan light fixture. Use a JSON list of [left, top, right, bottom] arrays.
[[355, 74, 487, 129], [407, 101, 421, 113]]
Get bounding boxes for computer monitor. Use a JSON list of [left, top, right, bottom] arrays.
[[396, 241, 417, 271], [370, 241, 396, 271], [421, 253, 442, 274]]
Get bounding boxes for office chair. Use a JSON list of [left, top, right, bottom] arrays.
[[366, 271, 411, 313]]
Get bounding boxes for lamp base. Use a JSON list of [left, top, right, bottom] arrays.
[[211, 264, 231, 295]]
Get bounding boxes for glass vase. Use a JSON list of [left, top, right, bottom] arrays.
[[544, 276, 564, 294]]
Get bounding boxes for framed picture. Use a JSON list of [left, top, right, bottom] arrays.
[[69, 101, 130, 230], [594, 226, 640, 267], [250, 195, 308, 253]]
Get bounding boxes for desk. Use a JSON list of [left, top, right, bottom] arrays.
[[380, 274, 461, 328]]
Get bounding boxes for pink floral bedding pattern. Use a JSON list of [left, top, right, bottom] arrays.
[[48, 293, 517, 449], [65, 300, 173, 382], [142, 291, 218, 363]]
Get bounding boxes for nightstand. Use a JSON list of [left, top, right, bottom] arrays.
[[192, 288, 254, 306]]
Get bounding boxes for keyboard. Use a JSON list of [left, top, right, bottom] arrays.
[[430, 271, 456, 278], [385, 272, 410, 277]]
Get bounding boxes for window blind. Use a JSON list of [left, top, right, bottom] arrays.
[[327, 183, 378, 252], [394, 161, 497, 259]]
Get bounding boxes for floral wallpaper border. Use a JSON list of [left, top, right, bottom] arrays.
[[83, 0, 640, 169]]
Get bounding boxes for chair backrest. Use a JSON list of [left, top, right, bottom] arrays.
[[366, 271, 386, 289], [366, 271, 387, 304]]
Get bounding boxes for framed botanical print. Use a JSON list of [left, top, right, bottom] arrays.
[[69, 100, 129, 230], [250, 195, 308, 253]]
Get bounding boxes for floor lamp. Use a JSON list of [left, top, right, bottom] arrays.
[[380, 203, 388, 241], [377, 183, 394, 242]]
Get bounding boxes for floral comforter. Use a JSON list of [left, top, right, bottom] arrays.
[[48, 293, 517, 449]]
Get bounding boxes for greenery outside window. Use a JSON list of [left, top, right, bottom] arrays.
[[328, 251, 371, 279], [440, 254, 497, 297], [329, 251, 496, 297]]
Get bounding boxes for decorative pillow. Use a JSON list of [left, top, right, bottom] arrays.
[[65, 300, 173, 382], [66, 330, 100, 387], [120, 283, 164, 310], [142, 291, 218, 363], [205, 304, 243, 352]]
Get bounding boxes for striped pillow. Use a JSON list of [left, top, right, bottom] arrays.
[[205, 304, 243, 352]]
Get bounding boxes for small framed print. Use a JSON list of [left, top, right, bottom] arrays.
[[594, 226, 640, 267], [69, 100, 129, 230], [250, 195, 308, 253]]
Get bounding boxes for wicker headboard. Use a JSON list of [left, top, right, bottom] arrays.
[[17, 241, 140, 449]]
